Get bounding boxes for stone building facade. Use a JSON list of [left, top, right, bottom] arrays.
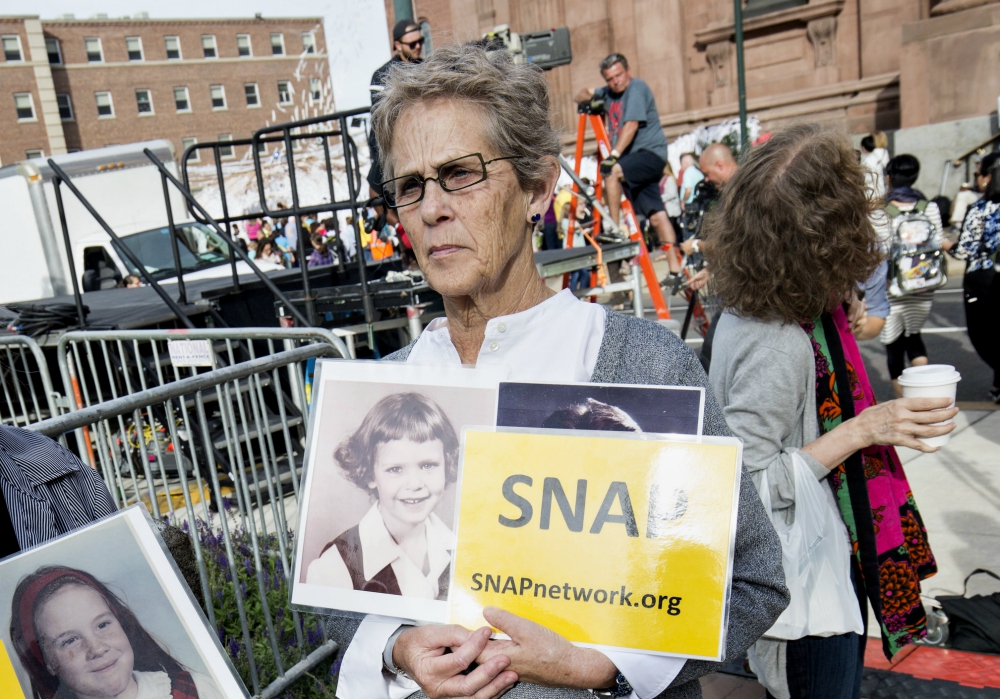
[[386, 0, 1000, 141], [0, 14, 328, 166]]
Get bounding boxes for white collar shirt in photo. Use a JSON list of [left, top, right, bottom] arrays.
[[338, 289, 686, 699], [360, 504, 454, 598], [133, 670, 223, 699]]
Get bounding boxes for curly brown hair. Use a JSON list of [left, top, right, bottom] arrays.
[[702, 123, 882, 324]]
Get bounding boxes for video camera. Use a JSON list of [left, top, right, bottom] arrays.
[[482, 24, 572, 70]]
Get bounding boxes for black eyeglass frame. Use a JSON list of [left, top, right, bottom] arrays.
[[399, 37, 425, 50], [380, 152, 522, 208]]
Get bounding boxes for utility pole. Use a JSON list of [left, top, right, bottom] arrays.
[[734, 0, 749, 157]]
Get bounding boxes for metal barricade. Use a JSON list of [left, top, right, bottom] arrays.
[[31, 340, 346, 698], [0, 335, 60, 428]]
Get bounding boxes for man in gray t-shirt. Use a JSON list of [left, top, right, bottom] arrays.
[[576, 53, 678, 274]]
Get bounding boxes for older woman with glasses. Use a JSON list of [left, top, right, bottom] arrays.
[[327, 43, 788, 699]]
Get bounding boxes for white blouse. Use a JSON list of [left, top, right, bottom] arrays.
[[133, 670, 223, 699], [306, 505, 454, 598], [337, 290, 686, 699]]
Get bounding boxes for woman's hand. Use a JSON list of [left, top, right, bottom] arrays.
[[801, 397, 959, 469], [849, 397, 958, 453], [392, 625, 517, 699], [475, 607, 618, 690], [847, 294, 868, 336]]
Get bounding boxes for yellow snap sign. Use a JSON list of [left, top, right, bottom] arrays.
[[449, 429, 742, 659]]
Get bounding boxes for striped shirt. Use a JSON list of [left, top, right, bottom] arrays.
[[0, 425, 116, 553]]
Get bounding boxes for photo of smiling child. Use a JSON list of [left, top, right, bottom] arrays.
[[291, 360, 505, 622], [0, 507, 249, 699]]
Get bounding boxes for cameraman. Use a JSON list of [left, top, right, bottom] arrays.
[[576, 53, 679, 276]]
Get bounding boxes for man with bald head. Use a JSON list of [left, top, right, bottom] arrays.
[[699, 143, 739, 188]]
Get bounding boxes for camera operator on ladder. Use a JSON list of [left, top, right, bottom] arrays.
[[576, 53, 680, 282]]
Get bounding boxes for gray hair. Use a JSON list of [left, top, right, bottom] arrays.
[[599, 52, 628, 74], [371, 43, 561, 192]]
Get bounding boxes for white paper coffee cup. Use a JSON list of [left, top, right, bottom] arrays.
[[897, 364, 961, 448]]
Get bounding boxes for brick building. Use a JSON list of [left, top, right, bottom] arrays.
[[386, 0, 1000, 139], [0, 14, 329, 166]]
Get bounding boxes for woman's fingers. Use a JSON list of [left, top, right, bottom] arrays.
[[896, 396, 955, 411], [904, 406, 959, 424], [435, 654, 514, 699]]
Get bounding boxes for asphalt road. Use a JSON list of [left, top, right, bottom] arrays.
[[857, 281, 995, 405]]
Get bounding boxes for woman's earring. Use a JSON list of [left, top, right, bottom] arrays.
[[531, 213, 541, 222]]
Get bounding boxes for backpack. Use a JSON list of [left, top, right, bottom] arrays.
[[936, 569, 1000, 654], [886, 199, 947, 297]]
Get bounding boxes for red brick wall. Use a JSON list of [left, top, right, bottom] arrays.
[[3, 17, 329, 165], [0, 18, 49, 164]]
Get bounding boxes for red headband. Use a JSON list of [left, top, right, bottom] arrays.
[[18, 570, 100, 666]]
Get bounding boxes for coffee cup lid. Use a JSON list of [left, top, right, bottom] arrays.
[[897, 364, 961, 387]]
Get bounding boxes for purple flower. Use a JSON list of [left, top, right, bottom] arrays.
[[228, 638, 240, 659], [222, 497, 232, 512]]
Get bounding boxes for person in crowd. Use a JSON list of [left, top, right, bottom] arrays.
[[10, 565, 222, 699], [944, 152, 1000, 401], [307, 393, 458, 598], [539, 197, 560, 250], [308, 233, 337, 268], [575, 53, 680, 276], [121, 275, 142, 289], [327, 41, 787, 699], [951, 180, 982, 230], [860, 131, 890, 200], [252, 238, 282, 266], [678, 152, 704, 211], [879, 154, 944, 397], [368, 20, 425, 200], [660, 161, 682, 238], [246, 217, 263, 241], [0, 426, 116, 559], [704, 124, 953, 699]]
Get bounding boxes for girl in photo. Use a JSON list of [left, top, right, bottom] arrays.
[[307, 392, 458, 600], [10, 565, 222, 699]]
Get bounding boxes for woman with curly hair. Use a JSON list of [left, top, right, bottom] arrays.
[[703, 124, 955, 699], [306, 392, 459, 599], [10, 565, 222, 699]]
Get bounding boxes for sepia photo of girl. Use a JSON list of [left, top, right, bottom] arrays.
[[291, 360, 506, 622]]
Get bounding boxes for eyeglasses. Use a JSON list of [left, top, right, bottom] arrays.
[[380, 153, 521, 208], [400, 37, 424, 50]]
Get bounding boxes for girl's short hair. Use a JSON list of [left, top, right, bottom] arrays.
[[335, 392, 459, 491], [10, 566, 185, 699], [541, 399, 640, 432], [702, 123, 881, 324]]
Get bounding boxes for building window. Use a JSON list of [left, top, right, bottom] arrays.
[[135, 89, 153, 114], [202, 35, 217, 58], [743, 0, 809, 19], [301, 32, 316, 54], [244, 83, 260, 107], [14, 93, 35, 121], [57, 94, 73, 120], [126, 36, 143, 61], [85, 37, 103, 62], [309, 78, 322, 103], [210, 85, 226, 109], [270, 33, 284, 55], [181, 137, 199, 162], [95, 91, 114, 117], [218, 134, 234, 159], [164, 36, 181, 59], [2, 35, 22, 62], [26, 149, 44, 160], [174, 87, 190, 112], [277, 80, 292, 104], [46, 37, 62, 64], [237, 34, 252, 57]]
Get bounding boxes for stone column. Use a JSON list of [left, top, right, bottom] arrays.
[[806, 15, 839, 82], [705, 40, 733, 105], [24, 18, 67, 156]]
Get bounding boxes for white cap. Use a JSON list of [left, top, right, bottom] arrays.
[[897, 364, 961, 387]]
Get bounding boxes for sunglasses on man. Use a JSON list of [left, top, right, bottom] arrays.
[[399, 37, 424, 50]]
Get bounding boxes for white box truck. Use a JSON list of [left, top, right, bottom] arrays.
[[0, 140, 277, 305]]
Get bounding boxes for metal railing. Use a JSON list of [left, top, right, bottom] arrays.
[[0, 335, 60, 428], [939, 131, 1000, 197], [30, 340, 345, 698]]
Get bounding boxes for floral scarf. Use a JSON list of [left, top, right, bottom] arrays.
[[801, 306, 936, 658]]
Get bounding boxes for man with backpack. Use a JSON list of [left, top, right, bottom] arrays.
[[879, 154, 947, 397]]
